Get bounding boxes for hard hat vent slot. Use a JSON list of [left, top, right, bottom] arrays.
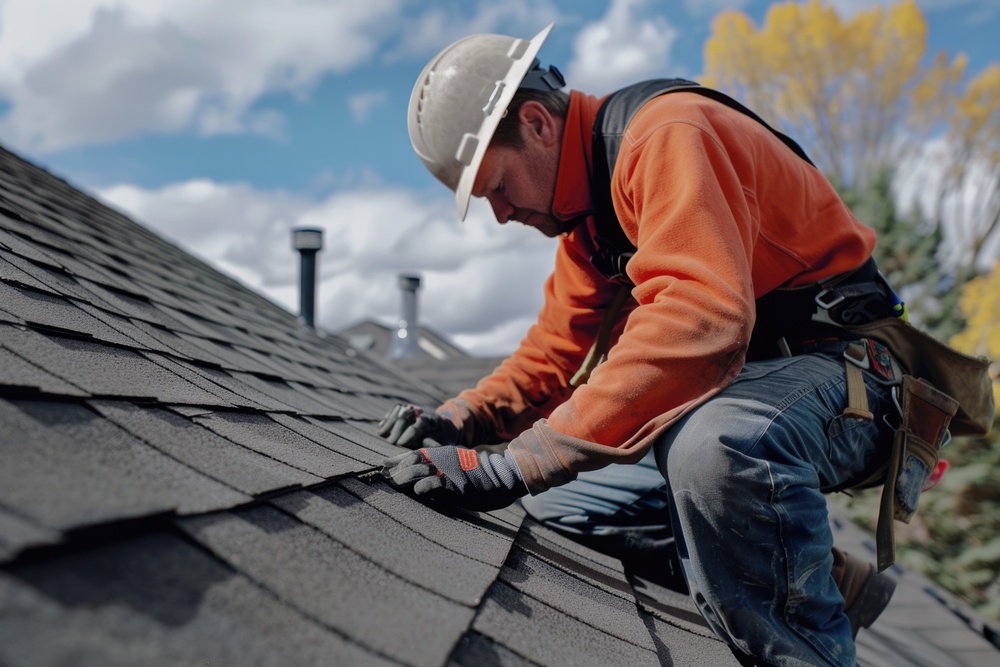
[[483, 81, 506, 116], [456, 133, 479, 166]]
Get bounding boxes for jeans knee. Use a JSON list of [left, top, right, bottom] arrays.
[[658, 409, 738, 492]]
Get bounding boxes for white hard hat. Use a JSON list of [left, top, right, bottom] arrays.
[[408, 24, 557, 220]]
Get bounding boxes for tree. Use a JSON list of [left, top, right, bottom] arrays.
[[837, 169, 962, 339], [951, 261, 1000, 402], [702, 0, 965, 192], [936, 65, 1000, 269]]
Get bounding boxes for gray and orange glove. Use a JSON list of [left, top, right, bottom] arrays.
[[381, 443, 527, 512], [377, 403, 460, 449]]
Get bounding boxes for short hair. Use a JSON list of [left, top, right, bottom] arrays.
[[492, 88, 570, 148]]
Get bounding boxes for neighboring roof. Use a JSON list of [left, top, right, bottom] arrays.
[[0, 143, 996, 667], [395, 354, 507, 398], [340, 319, 472, 362], [339, 318, 507, 397]]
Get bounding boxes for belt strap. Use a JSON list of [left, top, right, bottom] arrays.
[[843, 342, 874, 420]]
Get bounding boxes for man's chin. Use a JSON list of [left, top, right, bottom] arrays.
[[519, 213, 574, 238]]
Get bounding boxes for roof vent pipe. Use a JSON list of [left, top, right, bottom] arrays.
[[292, 227, 323, 328], [388, 273, 422, 360]]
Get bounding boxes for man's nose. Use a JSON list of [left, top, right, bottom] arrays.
[[488, 196, 512, 224]]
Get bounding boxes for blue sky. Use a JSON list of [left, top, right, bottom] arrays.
[[1, 0, 997, 355]]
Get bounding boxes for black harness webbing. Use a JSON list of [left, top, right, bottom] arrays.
[[590, 79, 814, 284], [586, 79, 899, 362]]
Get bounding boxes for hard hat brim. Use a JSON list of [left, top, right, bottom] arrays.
[[454, 24, 554, 220]]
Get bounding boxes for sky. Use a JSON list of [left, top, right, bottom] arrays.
[[0, 0, 997, 356]]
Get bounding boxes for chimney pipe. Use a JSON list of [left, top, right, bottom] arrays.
[[388, 273, 422, 360], [292, 227, 323, 328]]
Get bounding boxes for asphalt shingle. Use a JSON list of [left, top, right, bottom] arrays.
[[471, 579, 661, 667], [191, 411, 364, 478], [0, 532, 394, 667], [179, 504, 474, 667], [0, 325, 233, 405], [91, 400, 320, 495], [0, 343, 87, 397], [272, 485, 500, 606], [0, 397, 248, 534]]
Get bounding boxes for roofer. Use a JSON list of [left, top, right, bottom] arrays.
[[379, 24, 992, 667]]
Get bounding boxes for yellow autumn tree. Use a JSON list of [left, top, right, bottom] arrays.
[[702, 0, 966, 190], [951, 260, 1000, 405]]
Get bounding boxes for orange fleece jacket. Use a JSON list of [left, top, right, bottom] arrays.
[[439, 89, 876, 494]]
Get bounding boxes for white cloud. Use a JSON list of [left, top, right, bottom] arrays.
[[389, 0, 560, 60], [0, 0, 401, 153], [96, 180, 557, 356], [348, 91, 389, 124], [564, 0, 679, 95]]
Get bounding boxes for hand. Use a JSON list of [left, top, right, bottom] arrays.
[[381, 445, 527, 512], [377, 403, 460, 449]]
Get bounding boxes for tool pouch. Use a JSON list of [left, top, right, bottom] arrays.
[[848, 317, 993, 437], [876, 375, 959, 571]]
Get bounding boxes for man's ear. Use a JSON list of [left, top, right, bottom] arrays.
[[517, 101, 559, 147]]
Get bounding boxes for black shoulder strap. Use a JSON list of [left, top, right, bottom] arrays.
[[590, 79, 815, 284]]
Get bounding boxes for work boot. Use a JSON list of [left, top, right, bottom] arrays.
[[832, 548, 897, 638]]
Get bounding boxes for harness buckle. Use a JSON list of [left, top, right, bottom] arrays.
[[815, 288, 845, 310]]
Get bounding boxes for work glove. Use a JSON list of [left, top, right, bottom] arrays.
[[377, 403, 460, 449], [381, 443, 528, 512]]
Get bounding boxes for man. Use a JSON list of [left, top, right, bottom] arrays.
[[381, 24, 906, 667]]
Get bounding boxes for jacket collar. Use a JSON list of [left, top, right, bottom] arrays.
[[553, 90, 606, 224]]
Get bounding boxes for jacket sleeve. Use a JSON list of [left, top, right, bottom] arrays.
[[438, 227, 625, 447], [509, 109, 758, 493]]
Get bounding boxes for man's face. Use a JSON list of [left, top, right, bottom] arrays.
[[471, 103, 568, 238]]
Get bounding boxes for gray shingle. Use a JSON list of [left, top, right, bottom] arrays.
[[166, 359, 286, 410], [268, 413, 384, 465], [0, 253, 59, 294], [338, 477, 516, 567], [91, 401, 320, 496], [271, 485, 500, 605], [0, 343, 87, 396], [515, 518, 635, 600], [0, 506, 61, 561], [0, 532, 394, 667], [0, 281, 140, 346], [338, 417, 425, 456], [0, 226, 67, 270], [499, 546, 655, 649], [180, 505, 474, 667], [0, 325, 234, 406], [0, 397, 248, 533], [447, 631, 541, 667], [636, 611, 742, 666], [192, 411, 364, 479], [227, 371, 341, 416], [471, 580, 660, 667]]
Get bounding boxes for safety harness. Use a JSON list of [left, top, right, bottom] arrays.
[[576, 78, 904, 380], [572, 79, 991, 570]]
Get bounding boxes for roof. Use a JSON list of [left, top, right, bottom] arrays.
[[340, 318, 476, 363], [0, 142, 997, 666]]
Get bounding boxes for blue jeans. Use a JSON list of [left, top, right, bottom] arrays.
[[522, 351, 896, 667]]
